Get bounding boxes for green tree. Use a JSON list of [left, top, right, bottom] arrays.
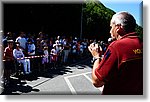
[[83, 0, 143, 41], [135, 25, 143, 40], [83, 0, 115, 41]]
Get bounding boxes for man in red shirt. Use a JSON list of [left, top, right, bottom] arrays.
[[88, 11, 143, 95]]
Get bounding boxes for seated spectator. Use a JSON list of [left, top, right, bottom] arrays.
[[13, 43, 31, 75]]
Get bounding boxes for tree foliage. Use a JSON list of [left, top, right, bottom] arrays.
[[82, 0, 115, 41], [83, 0, 143, 41], [135, 25, 143, 40]]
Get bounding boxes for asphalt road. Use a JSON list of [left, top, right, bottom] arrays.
[[0, 58, 103, 95]]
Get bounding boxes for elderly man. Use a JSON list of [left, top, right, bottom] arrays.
[[88, 11, 143, 95], [13, 43, 31, 75]]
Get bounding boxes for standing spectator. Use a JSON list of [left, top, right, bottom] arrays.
[[3, 32, 15, 48], [55, 35, 63, 45], [50, 44, 58, 69], [76, 40, 81, 55], [38, 32, 44, 41], [62, 38, 70, 64], [42, 46, 49, 71], [15, 32, 27, 53], [71, 42, 77, 63], [79, 41, 84, 57], [35, 38, 43, 71], [57, 44, 64, 66], [27, 39, 36, 71], [27, 39, 36, 56], [26, 33, 35, 44], [3, 40, 15, 85], [88, 11, 143, 95], [48, 40, 53, 53], [82, 39, 88, 56]]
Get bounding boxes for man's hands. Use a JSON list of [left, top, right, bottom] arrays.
[[88, 43, 105, 88], [88, 43, 103, 58]]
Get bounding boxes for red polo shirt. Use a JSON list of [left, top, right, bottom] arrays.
[[95, 32, 143, 95], [4, 46, 14, 61]]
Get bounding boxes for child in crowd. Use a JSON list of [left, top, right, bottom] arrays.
[[3, 40, 15, 85], [42, 46, 49, 71], [50, 44, 58, 69]]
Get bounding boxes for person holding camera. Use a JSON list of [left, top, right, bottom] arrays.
[[88, 11, 143, 95]]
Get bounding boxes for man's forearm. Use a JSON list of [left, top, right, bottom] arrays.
[[92, 58, 101, 81], [92, 58, 105, 87]]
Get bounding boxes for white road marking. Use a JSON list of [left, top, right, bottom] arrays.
[[65, 72, 92, 79], [64, 77, 77, 95], [64, 72, 91, 95], [64, 71, 103, 94], [83, 73, 104, 93]]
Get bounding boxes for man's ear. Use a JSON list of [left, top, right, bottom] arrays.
[[116, 26, 125, 36]]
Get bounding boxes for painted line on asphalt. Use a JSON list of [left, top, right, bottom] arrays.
[[64, 71, 103, 95], [83, 73, 104, 92], [65, 72, 92, 79], [64, 72, 91, 95], [64, 77, 77, 95]]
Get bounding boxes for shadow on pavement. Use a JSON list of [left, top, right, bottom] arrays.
[[1, 78, 40, 95], [1, 57, 91, 95]]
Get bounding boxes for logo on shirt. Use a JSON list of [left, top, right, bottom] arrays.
[[133, 49, 142, 54]]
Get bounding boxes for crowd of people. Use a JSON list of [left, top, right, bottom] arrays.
[[2, 31, 105, 86]]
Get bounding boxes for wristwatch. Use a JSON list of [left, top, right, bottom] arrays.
[[92, 56, 102, 63]]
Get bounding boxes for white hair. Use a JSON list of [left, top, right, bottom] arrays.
[[111, 11, 136, 32], [111, 11, 129, 26]]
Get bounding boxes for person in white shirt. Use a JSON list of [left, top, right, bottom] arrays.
[[50, 44, 58, 68], [13, 43, 31, 74], [15, 32, 27, 51]]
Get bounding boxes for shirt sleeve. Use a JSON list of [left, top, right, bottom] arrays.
[[13, 49, 17, 59], [95, 46, 118, 82]]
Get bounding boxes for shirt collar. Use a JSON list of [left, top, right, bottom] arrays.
[[121, 32, 138, 39]]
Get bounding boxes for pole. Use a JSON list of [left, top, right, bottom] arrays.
[[80, 4, 83, 40]]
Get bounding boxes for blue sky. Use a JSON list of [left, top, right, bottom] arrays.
[[99, 0, 143, 26]]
